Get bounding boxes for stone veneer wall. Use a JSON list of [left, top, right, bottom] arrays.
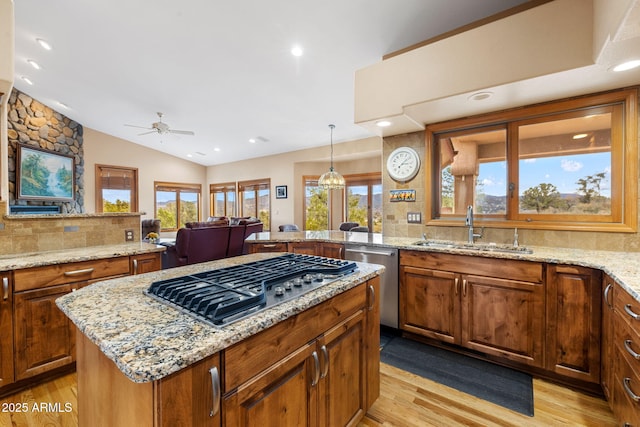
[[0, 199, 142, 256], [6, 89, 84, 213]]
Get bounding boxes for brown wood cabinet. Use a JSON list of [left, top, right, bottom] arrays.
[[247, 242, 288, 253], [2, 253, 162, 394], [602, 274, 615, 402], [546, 265, 602, 385], [612, 282, 640, 425], [0, 272, 13, 389], [248, 241, 345, 259], [130, 253, 162, 274], [399, 251, 544, 368], [223, 279, 378, 426], [74, 277, 380, 426]]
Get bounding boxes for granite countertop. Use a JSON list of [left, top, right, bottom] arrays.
[[56, 252, 384, 383], [247, 231, 640, 300], [0, 242, 165, 271]]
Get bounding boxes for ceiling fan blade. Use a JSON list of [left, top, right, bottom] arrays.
[[138, 130, 158, 136], [168, 129, 195, 136], [125, 124, 151, 129]]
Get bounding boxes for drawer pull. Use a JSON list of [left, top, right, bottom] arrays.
[[263, 244, 278, 248], [64, 268, 95, 277], [624, 303, 640, 320], [2, 277, 8, 301], [209, 366, 220, 417], [311, 351, 320, 386], [623, 377, 640, 402], [624, 340, 640, 360], [604, 283, 613, 309]]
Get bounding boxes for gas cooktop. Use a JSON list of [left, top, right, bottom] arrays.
[[145, 254, 358, 327]]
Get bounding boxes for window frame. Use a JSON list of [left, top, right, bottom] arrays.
[[238, 178, 271, 231], [154, 181, 202, 231], [95, 164, 138, 213], [344, 172, 382, 232], [209, 181, 237, 218], [425, 88, 637, 232]]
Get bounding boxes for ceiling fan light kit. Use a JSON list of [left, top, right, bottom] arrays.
[[125, 112, 195, 137]]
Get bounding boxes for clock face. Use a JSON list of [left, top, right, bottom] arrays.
[[387, 147, 420, 182]]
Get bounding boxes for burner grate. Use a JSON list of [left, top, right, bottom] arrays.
[[146, 254, 358, 326]]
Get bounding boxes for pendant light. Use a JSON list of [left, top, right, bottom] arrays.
[[318, 124, 345, 189]]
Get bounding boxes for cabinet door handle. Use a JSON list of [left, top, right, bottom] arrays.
[[624, 340, 640, 360], [368, 284, 375, 311], [462, 279, 467, 297], [624, 304, 640, 320], [2, 277, 8, 301], [320, 345, 329, 379], [623, 377, 640, 402], [604, 283, 613, 309], [454, 278, 459, 296], [64, 268, 95, 277], [311, 351, 320, 386], [132, 259, 138, 275], [209, 366, 220, 417], [339, 246, 344, 259]]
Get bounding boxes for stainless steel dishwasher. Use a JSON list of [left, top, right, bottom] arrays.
[[344, 244, 398, 328]]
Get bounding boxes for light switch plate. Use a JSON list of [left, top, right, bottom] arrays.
[[407, 212, 422, 224], [125, 229, 134, 241]]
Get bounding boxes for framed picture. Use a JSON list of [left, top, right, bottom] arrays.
[[17, 144, 75, 201], [275, 185, 288, 199]]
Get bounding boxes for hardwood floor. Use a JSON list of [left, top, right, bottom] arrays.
[[1, 363, 616, 427]]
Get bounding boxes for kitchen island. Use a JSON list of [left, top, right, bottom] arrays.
[[56, 252, 384, 426]]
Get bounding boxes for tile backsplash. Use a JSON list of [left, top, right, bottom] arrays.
[[0, 202, 142, 256]]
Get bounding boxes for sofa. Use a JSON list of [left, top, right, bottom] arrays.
[[162, 217, 263, 268]]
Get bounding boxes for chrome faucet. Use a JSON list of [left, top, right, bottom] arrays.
[[465, 205, 483, 244]]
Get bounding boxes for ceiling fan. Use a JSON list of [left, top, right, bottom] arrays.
[[125, 112, 195, 136]]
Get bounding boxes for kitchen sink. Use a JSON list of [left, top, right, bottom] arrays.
[[412, 240, 533, 254]]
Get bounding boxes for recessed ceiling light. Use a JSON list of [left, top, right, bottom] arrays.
[[213, 147, 221, 152], [572, 133, 588, 139], [612, 59, 640, 72], [468, 91, 493, 101], [56, 101, 69, 109], [249, 138, 256, 143], [291, 45, 303, 57], [36, 38, 52, 50], [21, 76, 33, 85], [27, 59, 41, 70], [186, 153, 193, 158], [376, 120, 391, 127]]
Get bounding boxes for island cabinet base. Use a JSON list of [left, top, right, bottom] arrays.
[[76, 333, 221, 427], [75, 277, 380, 427]]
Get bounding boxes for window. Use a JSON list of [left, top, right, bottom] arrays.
[[345, 173, 383, 232], [95, 165, 138, 212], [210, 182, 236, 217], [155, 181, 201, 231], [238, 179, 270, 230], [304, 176, 328, 230], [428, 88, 637, 231]]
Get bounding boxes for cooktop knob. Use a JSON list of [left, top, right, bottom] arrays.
[[274, 286, 285, 296], [284, 281, 293, 290], [293, 278, 304, 287], [302, 274, 313, 283], [314, 273, 324, 281]]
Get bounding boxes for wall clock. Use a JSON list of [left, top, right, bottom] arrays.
[[386, 146, 420, 182]]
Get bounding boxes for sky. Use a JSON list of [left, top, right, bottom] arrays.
[[478, 152, 611, 197]]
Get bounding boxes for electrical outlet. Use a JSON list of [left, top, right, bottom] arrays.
[[407, 212, 422, 224], [125, 229, 135, 241]]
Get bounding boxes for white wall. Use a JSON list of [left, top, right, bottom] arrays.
[[207, 136, 382, 230], [83, 127, 207, 218]]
